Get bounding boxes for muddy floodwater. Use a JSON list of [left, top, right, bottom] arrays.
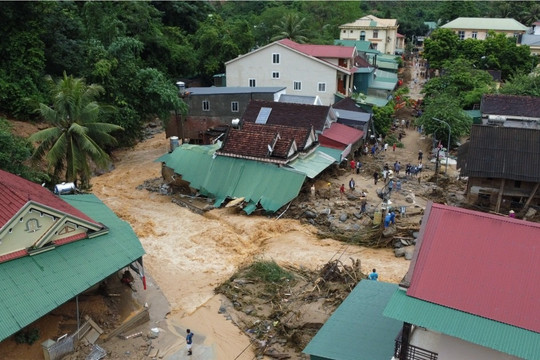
[[89, 133, 411, 359]]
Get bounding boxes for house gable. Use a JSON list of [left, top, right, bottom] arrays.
[[0, 170, 104, 263]]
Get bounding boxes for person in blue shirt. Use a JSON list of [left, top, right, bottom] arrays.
[[384, 212, 392, 228], [368, 269, 378, 281], [390, 211, 396, 225], [186, 329, 194, 356]]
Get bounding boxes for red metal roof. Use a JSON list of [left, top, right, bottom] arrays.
[[318, 122, 364, 148], [279, 38, 356, 59], [0, 170, 100, 230], [408, 203, 540, 333]]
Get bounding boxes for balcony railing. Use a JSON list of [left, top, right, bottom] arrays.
[[394, 330, 438, 360]]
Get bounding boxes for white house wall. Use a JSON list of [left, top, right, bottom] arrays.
[[412, 328, 521, 360], [226, 44, 339, 106]]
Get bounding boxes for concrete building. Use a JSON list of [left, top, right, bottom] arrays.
[[441, 17, 527, 42], [339, 15, 399, 55]]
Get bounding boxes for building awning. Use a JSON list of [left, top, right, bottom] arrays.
[[158, 144, 306, 214], [318, 146, 347, 163], [288, 150, 336, 179]]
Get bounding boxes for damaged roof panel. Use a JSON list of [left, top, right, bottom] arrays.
[[159, 144, 306, 214]]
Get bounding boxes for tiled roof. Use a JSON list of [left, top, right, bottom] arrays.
[[0, 170, 100, 230], [460, 125, 540, 182], [333, 97, 370, 113], [480, 94, 540, 118], [279, 38, 356, 59], [241, 122, 311, 152], [441, 17, 527, 31], [219, 123, 308, 161], [406, 202, 540, 333], [242, 100, 331, 132]]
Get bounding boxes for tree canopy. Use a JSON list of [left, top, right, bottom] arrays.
[[29, 73, 123, 187]]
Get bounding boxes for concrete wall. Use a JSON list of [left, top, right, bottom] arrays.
[[226, 43, 341, 106], [467, 177, 540, 209], [412, 328, 521, 360], [340, 28, 398, 54]]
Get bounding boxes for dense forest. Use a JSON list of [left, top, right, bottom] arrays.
[[1, 1, 539, 184]]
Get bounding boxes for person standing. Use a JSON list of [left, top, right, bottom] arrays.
[[356, 161, 361, 174], [373, 171, 379, 185], [340, 184, 345, 199], [384, 143, 388, 151], [349, 178, 355, 192], [418, 150, 423, 162], [186, 329, 194, 356], [392, 143, 396, 152], [361, 198, 367, 213], [350, 159, 356, 172], [368, 269, 378, 281]]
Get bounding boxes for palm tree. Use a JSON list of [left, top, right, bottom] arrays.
[[270, 13, 309, 44], [29, 73, 123, 188]]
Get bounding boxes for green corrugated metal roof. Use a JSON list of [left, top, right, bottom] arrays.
[[158, 144, 306, 214], [364, 95, 389, 107], [288, 150, 336, 178], [333, 39, 379, 53], [303, 281, 401, 360], [0, 194, 145, 342], [375, 69, 398, 80], [383, 289, 540, 360], [317, 146, 344, 163], [370, 80, 397, 90], [441, 17, 528, 31]]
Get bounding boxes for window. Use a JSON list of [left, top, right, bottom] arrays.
[[471, 31, 478, 39], [293, 81, 302, 91], [318, 82, 326, 92], [342, 30, 346, 34], [360, 31, 366, 41], [249, 78, 256, 87], [272, 53, 280, 64], [458, 31, 465, 40], [373, 30, 379, 38], [202, 100, 210, 111], [372, 43, 378, 50], [514, 180, 522, 188], [231, 101, 239, 112], [272, 71, 280, 79]]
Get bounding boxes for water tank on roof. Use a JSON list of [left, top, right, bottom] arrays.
[[487, 115, 506, 125], [54, 182, 76, 195], [175, 81, 185, 96]]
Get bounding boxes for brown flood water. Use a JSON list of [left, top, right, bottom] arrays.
[[90, 132, 411, 359]]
